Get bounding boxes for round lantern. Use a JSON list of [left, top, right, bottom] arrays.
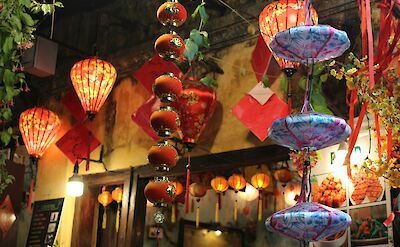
[[112, 187, 123, 233], [153, 73, 182, 103], [228, 174, 246, 223], [157, 1, 187, 27], [70, 58, 117, 119], [189, 182, 207, 228], [273, 168, 293, 187], [211, 176, 228, 223], [148, 140, 179, 171], [251, 172, 270, 221], [144, 178, 176, 207], [259, 0, 318, 76], [150, 106, 180, 137], [98, 186, 113, 229], [155, 33, 185, 60], [19, 107, 61, 159]]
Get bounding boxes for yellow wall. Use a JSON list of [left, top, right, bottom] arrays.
[[33, 40, 285, 246]]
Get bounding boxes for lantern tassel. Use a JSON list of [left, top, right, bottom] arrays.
[[115, 203, 120, 233], [102, 207, 107, 229], [218, 193, 221, 210], [171, 203, 176, 224], [233, 199, 238, 224], [215, 197, 219, 223], [27, 179, 34, 213], [191, 198, 195, 213], [196, 206, 200, 228], [185, 154, 191, 214], [86, 131, 92, 171], [257, 193, 263, 222]]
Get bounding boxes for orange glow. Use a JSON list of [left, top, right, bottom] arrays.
[[259, 0, 318, 71], [228, 174, 246, 191], [171, 181, 184, 196], [98, 186, 113, 207], [19, 107, 61, 158], [251, 172, 270, 190], [112, 187, 123, 203], [211, 176, 229, 193], [70, 58, 117, 116]]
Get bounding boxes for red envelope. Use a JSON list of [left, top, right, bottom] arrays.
[[61, 89, 86, 122], [232, 93, 289, 142], [56, 123, 101, 164], [251, 35, 272, 82], [134, 55, 182, 93], [131, 95, 161, 141]]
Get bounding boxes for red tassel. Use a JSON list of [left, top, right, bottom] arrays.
[[383, 211, 395, 227], [28, 179, 34, 213], [185, 154, 191, 214], [86, 131, 91, 171]]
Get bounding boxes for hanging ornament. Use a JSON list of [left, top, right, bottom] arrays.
[[189, 183, 207, 228], [19, 107, 61, 211], [155, 32, 185, 60], [98, 186, 113, 229], [210, 176, 228, 224], [251, 172, 270, 221], [228, 174, 246, 224], [153, 73, 183, 103], [150, 106, 180, 137], [70, 58, 117, 120], [273, 166, 293, 188], [170, 180, 184, 224], [111, 187, 123, 233], [259, 0, 318, 77], [157, 1, 187, 27], [147, 140, 179, 172]]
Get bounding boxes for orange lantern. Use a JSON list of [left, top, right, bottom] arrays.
[[228, 174, 246, 223], [98, 186, 113, 229], [154, 33, 185, 60], [251, 172, 270, 221], [150, 106, 180, 137], [274, 168, 293, 187], [70, 58, 117, 120], [147, 140, 179, 171], [259, 0, 318, 77], [144, 179, 176, 206], [170, 180, 184, 224], [111, 187, 123, 233], [211, 176, 228, 223], [157, 1, 187, 27], [189, 182, 207, 228], [153, 73, 183, 103]]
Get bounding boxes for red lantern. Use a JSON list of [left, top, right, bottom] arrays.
[[144, 178, 176, 206], [153, 73, 182, 103], [172, 78, 217, 149], [70, 58, 117, 119], [150, 106, 180, 137], [259, 0, 318, 76], [19, 107, 61, 158], [189, 182, 207, 228], [155, 33, 185, 60], [148, 140, 179, 171], [157, 1, 187, 27]]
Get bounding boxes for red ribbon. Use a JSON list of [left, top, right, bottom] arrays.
[[27, 179, 34, 213], [184, 154, 191, 214]]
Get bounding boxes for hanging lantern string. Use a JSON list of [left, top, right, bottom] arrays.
[[215, 0, 256, 29], [184, 153, 191, 214], [301, 65, 314, 113]]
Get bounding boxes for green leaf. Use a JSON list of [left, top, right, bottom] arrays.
[[53, 2, 64, 8], [11, 14, 22, 31], [2, 37, 14, 54], [299, 77, 307, 91], [1, 108, 12, 121], [191, 4, 201, 19], [183, 38, 199, 62], [320, 73, 328, 83], [200, 76, 218, 88], [3, 69, 15, 86], [1, 131, 11, 146], [200, 31, 210, 48], [189, 29, 203, 46], [20, 0, 31, 7], [20, 12, 35, 26], [199, 5, 209, 24]]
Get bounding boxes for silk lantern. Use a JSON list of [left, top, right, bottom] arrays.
[[228, 174, 246, 223], [19, 107, 61, 211], [147, 140, 179, 171], [155, 33, 185, 60], [144, 178, 176, 224], [211, 176, 228, 223], [189, 183, 207, 228], [98, 186, 113, 229], [259, 0, 318, 77], [112, 187, 123, 233], [251, 172, 270, 221], [157, 1, 187, 27], [150, 106, 180, 137], [274, 167, 293, 187], [153, 73, 182, 103], [70, 58, 117, 120], [170, 181, 184, 224]]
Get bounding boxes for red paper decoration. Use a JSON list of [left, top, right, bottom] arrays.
[[157, 1, 187, 27], [259, 0, 318, 76], [19, 107, 61, 158], [147, 140, 179, 171], [150, 106, 180, 137], [155, 33, 185, 60], [153, 73, 182, 103], [144, 179, 176, 205], [70, 58, 117, 119]]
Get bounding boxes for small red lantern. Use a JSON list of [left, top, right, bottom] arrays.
[[19, 107, 61, 158], [228, 174, 246, 223], [274, 168, 293, 186], [148, 140, 179, 171], [189, 182, 207, 228], [157, 1, 187, 27], [150, 106, 180, 137], [211, 176, 228, 223], [153, 73, 182, 103], [144, 178, 176, 206], [155, 33, 185, 60], [251, 172, 270, 221], [259, 0, 318, 76], [70, 58, 117, 119]]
